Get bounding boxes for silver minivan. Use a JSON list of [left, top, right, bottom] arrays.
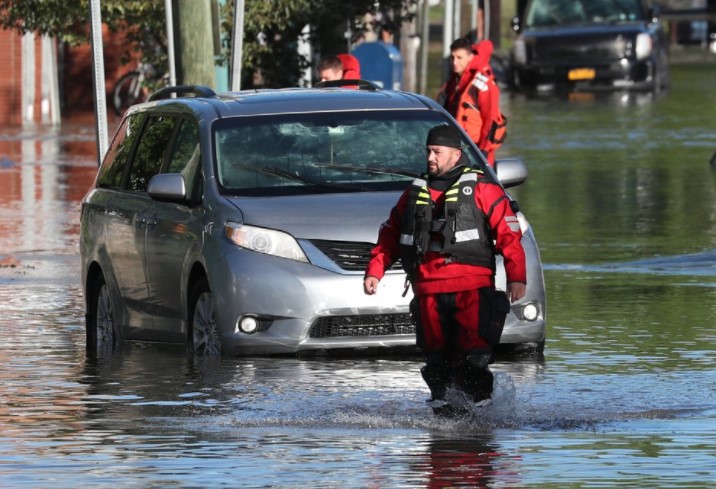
[[80, 83, 546, 356]]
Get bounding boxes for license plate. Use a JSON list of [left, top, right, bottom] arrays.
[[569, 92, 595, 102], [568, 68, 596, 81]]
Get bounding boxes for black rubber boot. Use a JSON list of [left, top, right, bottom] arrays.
[[454, 353, 494, 404], [420, 359, 451, 402]]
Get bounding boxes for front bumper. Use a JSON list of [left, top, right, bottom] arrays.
[[210, 248, 413, 355], [210, 238, 546, 356], [516, 58, 656, 91]]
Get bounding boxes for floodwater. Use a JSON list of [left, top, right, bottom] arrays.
[[1, 49, 716, 488]]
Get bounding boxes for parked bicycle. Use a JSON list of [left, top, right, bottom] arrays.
[[112, 63, 169, 116]]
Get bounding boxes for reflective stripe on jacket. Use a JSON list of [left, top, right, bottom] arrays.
[[399, 168, 497, 277]]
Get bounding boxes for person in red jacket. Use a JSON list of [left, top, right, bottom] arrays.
[[318, 54, 361, 82], [438, 38, 507, 167], [363, 124, 526, 416], [336, 53, 361, 80]]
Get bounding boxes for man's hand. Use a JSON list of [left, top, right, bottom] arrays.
[[364, 276, 380, 295], [507, 282, 526, 303]]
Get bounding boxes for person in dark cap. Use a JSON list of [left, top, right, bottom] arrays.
[[363, 123, 526, 416]]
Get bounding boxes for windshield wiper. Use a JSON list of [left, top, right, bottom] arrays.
[[263, 166, 366, 192], [365, 165, 420, 178], [313, 162, 420, 179], [224, 160, 365, 192]]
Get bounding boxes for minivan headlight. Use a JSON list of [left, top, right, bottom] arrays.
[[225, 222, 308, 262], [635, 33, 652, 60]]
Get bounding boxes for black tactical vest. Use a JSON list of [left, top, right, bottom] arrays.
[[399, 167, 500, 278]]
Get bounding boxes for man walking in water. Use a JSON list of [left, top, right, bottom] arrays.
[[364, 124, 526, 415]]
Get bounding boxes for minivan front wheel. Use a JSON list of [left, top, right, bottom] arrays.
[[188, 276, 221, 356], [87, 271, 116, 354]]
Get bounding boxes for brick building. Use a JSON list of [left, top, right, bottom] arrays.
[[0, 29, 53, 127], [0, 25, 133, 129], [0, 25, 131, 248]]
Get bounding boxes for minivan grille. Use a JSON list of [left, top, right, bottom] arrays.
[[309, 314, 414, 338], [310, 239, 402, 271]]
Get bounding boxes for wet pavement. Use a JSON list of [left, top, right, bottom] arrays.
[[1, 49, 716, 487]]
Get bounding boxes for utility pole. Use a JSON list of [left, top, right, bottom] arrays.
[[401, 5, 419, 92], [230, 0, 245, 90], [419, 0, 430, 95], [173, 0, 216, 87], [89, 0, 108, 164], [487, 0, 501, 47]]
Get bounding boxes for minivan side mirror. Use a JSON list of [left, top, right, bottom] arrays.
[[147, 173, 187, 202], [495, 157, 528, 188]]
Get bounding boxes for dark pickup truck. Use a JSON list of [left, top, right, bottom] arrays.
[[509, 0, 669, 92]]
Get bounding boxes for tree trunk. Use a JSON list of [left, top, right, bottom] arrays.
[[173, 0, 216, 87]]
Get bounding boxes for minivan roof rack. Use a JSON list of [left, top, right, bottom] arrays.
[[313, 79, 382, 90], [148, 85, 217, 102]]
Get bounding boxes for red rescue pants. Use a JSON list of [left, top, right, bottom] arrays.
[[414, 289, 490, 355]]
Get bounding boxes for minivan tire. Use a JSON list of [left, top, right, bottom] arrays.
[[87, 271, 117, 355], [188, 276, 221, 356]]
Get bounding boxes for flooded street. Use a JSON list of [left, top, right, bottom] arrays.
[[2, 49, 716, 487]]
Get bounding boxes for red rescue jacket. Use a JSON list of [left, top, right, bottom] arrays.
[[337, 54, 361, 80], [438, 40, 507, 166], [365, 166, 526, 296]]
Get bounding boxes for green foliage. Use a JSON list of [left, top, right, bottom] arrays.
[[0, 0, 167, 67], [226, 0, 418, 88], [0, 0, 417, 88]]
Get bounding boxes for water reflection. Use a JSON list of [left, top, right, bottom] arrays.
[[0, 124, 97, 258], [511, 86, 662, 108], [408, 435, 514, 488], [505, 76, 716, 265]]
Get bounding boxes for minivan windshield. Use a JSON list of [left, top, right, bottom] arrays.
[[525, 0, 644, 28], [213, 111, 486, 196]]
